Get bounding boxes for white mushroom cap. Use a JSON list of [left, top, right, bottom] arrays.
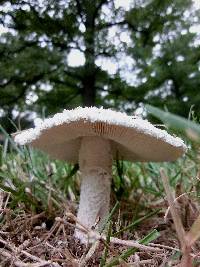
[[14, 107, 187, 162]]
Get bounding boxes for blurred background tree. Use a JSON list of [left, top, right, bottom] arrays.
[[0, 0, 200, 132]]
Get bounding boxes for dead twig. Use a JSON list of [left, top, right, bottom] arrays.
[[56, 216, 162, 252], [164, 191, 195, 222], [0, 237, 60, 267], [160, 168, 192, 267], [0, 249, 32, 267], [160, 169, 186, 248], [79, 240, 100, 267]]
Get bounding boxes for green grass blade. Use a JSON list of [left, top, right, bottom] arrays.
[[0, 124, 23, 154], [0, 145, 3, 166], [100, 221, 112, 267], [105, 229, 160, 267], [139, 229, 160, 244], [146, 104, 200, 142], [114, 209, 161, 236], [100, 201, 119, 233]]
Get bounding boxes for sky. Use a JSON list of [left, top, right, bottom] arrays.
[[194, 0, 200, 8]]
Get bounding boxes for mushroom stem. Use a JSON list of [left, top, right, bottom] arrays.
[[74, 136, 112, 243]]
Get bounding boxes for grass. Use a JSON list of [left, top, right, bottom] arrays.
[[1, 108, 200, 266]]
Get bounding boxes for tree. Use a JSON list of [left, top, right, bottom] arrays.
[[124, 0, 200, 117], [0, 0, 200, 132]]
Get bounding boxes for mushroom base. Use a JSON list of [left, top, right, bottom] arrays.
[[74, 136, 112, 243]]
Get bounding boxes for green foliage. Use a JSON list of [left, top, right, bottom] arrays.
[[0, 139, 79, 213]]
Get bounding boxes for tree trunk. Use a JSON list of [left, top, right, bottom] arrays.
[[82, 67, 96, 106], [82, 5, 96, 106]]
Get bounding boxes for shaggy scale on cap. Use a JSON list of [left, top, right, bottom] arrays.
[[14, 106, 186, 163]]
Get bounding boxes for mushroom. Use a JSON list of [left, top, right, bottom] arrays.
[[14, 107, 186, 243]]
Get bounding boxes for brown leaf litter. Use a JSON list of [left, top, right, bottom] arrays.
[[0, 187, 200, 267]]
